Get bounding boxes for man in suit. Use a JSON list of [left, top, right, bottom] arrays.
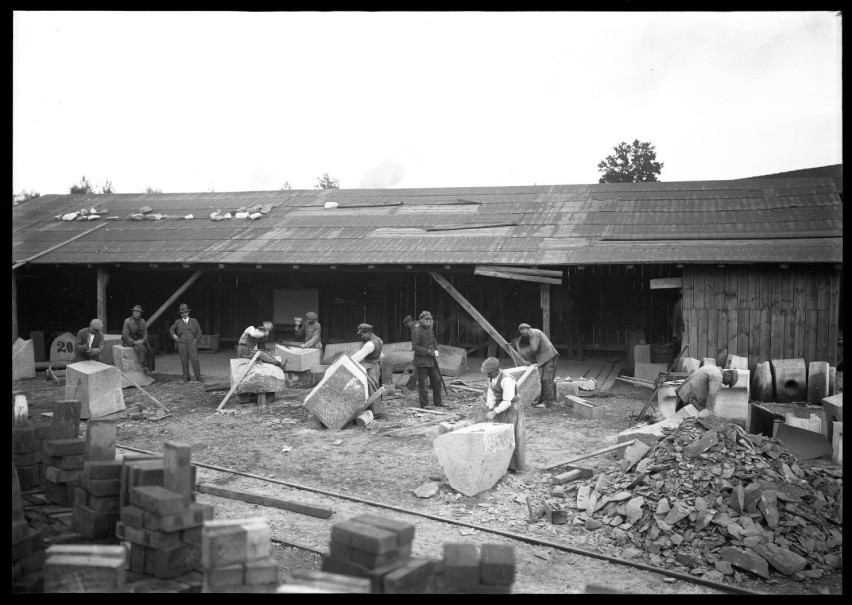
[[121, 304, 155, 374], [412, 310, 443, 408], [74, 319, 104, 362], [169, 303, 203, 382]]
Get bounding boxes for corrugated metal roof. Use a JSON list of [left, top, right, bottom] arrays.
[[11, 177, 843, 266]]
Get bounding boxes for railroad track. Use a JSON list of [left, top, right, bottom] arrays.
[[117, 443, 764, 595]]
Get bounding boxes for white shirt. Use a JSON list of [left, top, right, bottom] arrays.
[[350, 341, 375, 364], [486, 373, 517, 414], [183, 317, 189, 324], [244, 326, 266, 339], [87, 332, 95, 347]]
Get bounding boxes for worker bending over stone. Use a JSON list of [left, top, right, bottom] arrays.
[[517, 323, 559, 408], [351, 323, 383, 393], [238, 321, 286, 370], [481, 357, 526, 472], [675, 366, 739, 412], [74, 319, 104, 362], [294, 311, 322, 349]]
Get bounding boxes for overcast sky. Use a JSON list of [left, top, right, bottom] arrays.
[[12, 11, 841, 195]]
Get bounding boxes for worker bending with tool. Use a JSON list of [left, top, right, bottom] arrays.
[[237, 321, 287, 369], [517, 322, 559, 408], [351, 323, 385, 415], [481, 357, 526, 472], [675, 366, 739, 412], [294, 311, 322, 350]]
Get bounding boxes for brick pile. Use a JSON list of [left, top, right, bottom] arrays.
[[542, 410, 843, 584], [117, 442, 209, 580], [13, 423, 51, 491], [43, 545, 126, 592], [431, 543, 515, 594], [73, 419, 121, 539], [201, 518, 279, 592], [42, 437, 86, 506], [12, 463, 46, 593]]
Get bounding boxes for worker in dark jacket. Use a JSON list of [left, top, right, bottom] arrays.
[[518, 323, 559, 408], [74, 319, 104, 362], [237, 321, 286, 369], [121, 304, 155, 373], [168, 303, 203, 382], [294, 311, 322, 350], [412, 310, 443, 408]]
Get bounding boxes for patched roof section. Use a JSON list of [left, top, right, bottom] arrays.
[[12, 178, 843, 266]]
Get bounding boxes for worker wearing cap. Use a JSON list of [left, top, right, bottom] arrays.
[[412, 311, 443, 408], [400, 314, 421, 392], [294, 311, 322, 350], [481, 357, 526, 472], [169, 303, 203, 382], [517, 323, 559, 408], [238, 321, 287, 370], [121, 304, 155, 374], [351, 324, 384, 411], [74, 318, 104, 362], [675, 366, 739, 412]]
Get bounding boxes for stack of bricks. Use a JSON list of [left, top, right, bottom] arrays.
[[12, 462, 46, 593], [431, 543, 515, 594], [12, 395, 55, 492], [73, 418, 121, 540], [322, 514, 434, 593], [43, 545, 127, 593], [200, 518, 279, 592], [117, 441, 210, 580], [42, 400, 86, 506]]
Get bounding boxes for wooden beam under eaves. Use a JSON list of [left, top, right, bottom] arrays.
[[475, 268, 562, 285], [477, 265, 563, 278]]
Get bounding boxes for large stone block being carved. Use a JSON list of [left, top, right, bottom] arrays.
[[13, 338, 36, 380], [99, 335, 123, 366], [65, 361, 125, 419], [771, 359, 806, 403], [502, 365, 540, 408], [230, 359, 287, 394], [321, 342, 362, 365], [436, 345, 467, 377], [112, 345, 141, 373], [433, 423, 515, 497], [303, 355, 370, 430], [712, 369, 750, 430], [273, 345, 322, 373]]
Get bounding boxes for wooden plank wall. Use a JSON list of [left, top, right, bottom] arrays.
[[681, 265, 840, 370]]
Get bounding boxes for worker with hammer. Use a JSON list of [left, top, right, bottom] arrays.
[[481, 357, 526, 472], [74, 319, 104, 362], [675, 366, 740, 412], [517, 323, 559, 408], [351, 323, 386, 415], [294, 311, 322, 350], [237, 321, 287, 370]]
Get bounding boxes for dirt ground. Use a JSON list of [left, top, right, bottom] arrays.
[[19, 370, 842, 595]]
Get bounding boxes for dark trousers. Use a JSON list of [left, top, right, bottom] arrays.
[[131, 342, 155, 371], [417, 365, 442, 407], [539, 356, 558, 404], [178, 342, 201, 379]]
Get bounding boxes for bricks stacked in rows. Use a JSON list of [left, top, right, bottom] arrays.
[[12, 462, 46, 593], [431, 543, 515, 594], [118, 442, 206, 579], [13, 423, 52, 491], [40, 400, 84, 504], [43, 545, 127, 593], [321, 514, 434, 593], [200, 518, 279, 592], [73, 418, 121, 539]]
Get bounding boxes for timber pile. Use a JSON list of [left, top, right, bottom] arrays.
[[543, 412, 843, 584]]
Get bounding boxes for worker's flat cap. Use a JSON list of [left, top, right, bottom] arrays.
[[419, 311, 433, 320], [305, 311, 318, 320], [518, 323, 532, 330], [481, 357, 500, 373], [357, 323, 373, 333], [131, 305, 143, 313], [90, 319, 103, 330]]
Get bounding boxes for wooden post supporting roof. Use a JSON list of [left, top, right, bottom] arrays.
[[146, 270, 205, 328], [541, 283, 551, 337], [97, 266, 110, 332], [429, 271, 526, 366]]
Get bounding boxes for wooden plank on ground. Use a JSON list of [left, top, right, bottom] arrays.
[[195, 483, 333, 519], [598, 361, 623, 393]]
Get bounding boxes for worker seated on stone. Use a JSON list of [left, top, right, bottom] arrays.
[[238, 322, 286, 370], [675, 367, 739, 412], [121, 304, 154, 374], [481, 357, 526, 472], [351, 323, 383, 393], [74, 318, 104, 362], [294, 311, 322, 350]]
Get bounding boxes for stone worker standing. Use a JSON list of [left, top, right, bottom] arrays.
[[481, 357, 526, 472], [169, 303, 203, 382], [412, 310, 443, 408]]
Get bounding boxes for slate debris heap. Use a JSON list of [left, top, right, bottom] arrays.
[[546, 410, 842, 584]]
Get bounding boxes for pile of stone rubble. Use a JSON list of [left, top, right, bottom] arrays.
[[544, 411, 843, 584]]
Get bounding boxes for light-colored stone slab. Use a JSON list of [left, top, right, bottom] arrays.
[[567, 395, 603, 420], [273, 345, 322, 373], [557, 381, 580, 401], [436, 344, 468, 377], [701, 358, 717, 367], [616, 404, 699, 450], [99, 335, 123, 366], [634, 344, 651, 365], [751, 361, 773, 402], [321, 342, 362, 365], [65, 361, 125, 419], [303, 355, 369, 430], [726, 354, 749, 370], [12, 338, 36, 380], [784, 413, 823, 436], [112, 345, 141, 373], [821, 393, 842, 444], [657, 381, 681, 418], [634, 363, 668, 382], [230, 359, 287, 394], [680, 357, 701, 375], [807, 361, 830, 404], [771, 359, 806, 403], [50, 331, 78, 363], [433, 422, 515, 497], [503, 364, 541, 408], [713, 369, 750, 430]]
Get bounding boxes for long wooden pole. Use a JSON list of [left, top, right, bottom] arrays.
[[12, 222, 109, 270], [145, 270, 205, 328], [429, 272, 526, 366], [116, 368, 170, 413], [216, 351, 261, 411], [539, 439, 636, 472]]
